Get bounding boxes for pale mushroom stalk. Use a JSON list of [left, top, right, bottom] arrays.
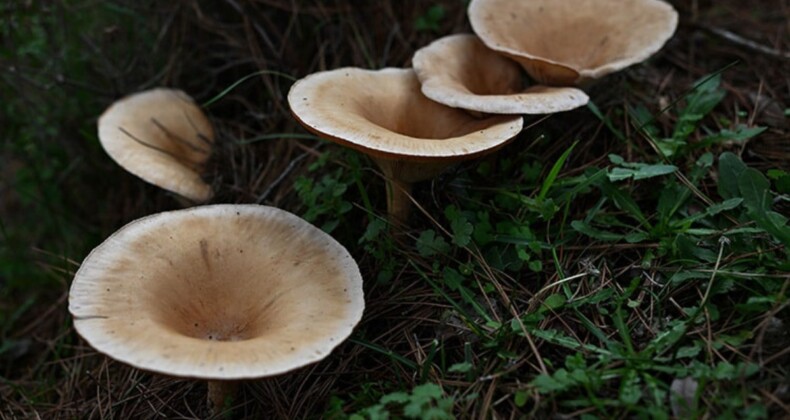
[[384, 175, 412, 226], [376, 158, 450, 224], [207, 381, 239, 413], [69, 205, 365, 414], [288, 67, 523, 226]]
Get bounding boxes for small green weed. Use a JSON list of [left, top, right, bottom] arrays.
[[340, 69, 787, 418], [294, 151, 359, 233], [352, 383, 455, 420]]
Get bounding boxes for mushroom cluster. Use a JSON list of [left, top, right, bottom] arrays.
[[288, 67, 523, 223], [78, 89, 371, 414], [288, 0, 677, 224], [72, 0, 679, 413]]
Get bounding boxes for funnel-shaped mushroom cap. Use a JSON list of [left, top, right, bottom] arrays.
[[413, 34, 589, 114], [468, 0, 679, 85], [69, 205, 364, 380], [98, 88, 215, 202], [288, 67, 523, 162]]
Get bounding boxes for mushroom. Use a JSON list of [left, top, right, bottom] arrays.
[[412, 34, 589, 114], [98, 88, 215, 203], [468, 0, 679, 85], [287, 67, 523, 224], [68, 204, 364, 412]]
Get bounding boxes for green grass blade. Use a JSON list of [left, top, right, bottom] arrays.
[[538, 141, 578, 202], [202, 70, 296, 108]]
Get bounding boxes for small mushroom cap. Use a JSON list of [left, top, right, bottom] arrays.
[[468, 0, 679, 85], [288, 67, 523, 162], [413, 34, 589, 114], [98, 88, 215, 202], [69, 205, 365, 380]]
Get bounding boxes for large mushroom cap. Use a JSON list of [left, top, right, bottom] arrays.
[[468, 0, 679, 85], [98, 88, 215, 202], [69, 204, 365, 380], [287, 67, 523, 162], [413, 34, 589, 114]]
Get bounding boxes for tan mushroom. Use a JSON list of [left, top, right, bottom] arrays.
[[69, 204, 364, 412], [287, 67, 523, 224], [98, 88, 215, 203], [413, 34, 589, 114], [468, 0, 679, 85]]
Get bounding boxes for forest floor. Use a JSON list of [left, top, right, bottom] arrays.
[[1, 1, 788, 418]]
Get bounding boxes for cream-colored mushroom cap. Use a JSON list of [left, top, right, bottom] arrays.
[[288, 67, 523, 162], [98, 88, 215, 202], [69, 204, 365, 380], [413, 34, 589, 114], [468, 0, 679, 85]]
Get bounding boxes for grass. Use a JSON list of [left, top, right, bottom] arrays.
[[1, 0, 788, 418]]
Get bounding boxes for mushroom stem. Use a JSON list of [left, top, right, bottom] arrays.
[[385, 177, 414, 227], [374, 158, 452, 227], [207, 380, 239, 414]]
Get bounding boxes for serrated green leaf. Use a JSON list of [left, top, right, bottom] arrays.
[[703, 125, 767, 145], [360, 218, 387, 243], [673, 198, 743, 227], [416, 230, 451, 257], [643, 319, 687, 356], [450, 217, 473, 247], [608, 167, 637, 182], [442, 267, 464, 291], [412, 383, 443, 399], [532, 369, 574, 393], [675, 344, 702, 359], [633, 164, 677, 180], [608, 163, 677, 182], [380, 392, 410, 404]]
